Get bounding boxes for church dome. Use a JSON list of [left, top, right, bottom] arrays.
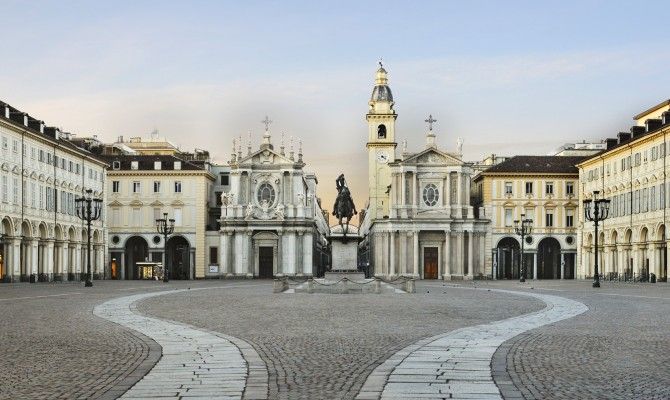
[[371, 85, 393, 102], [371, 64, 393, 102]]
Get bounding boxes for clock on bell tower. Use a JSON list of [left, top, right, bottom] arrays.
[[366, 61, 397, 220]]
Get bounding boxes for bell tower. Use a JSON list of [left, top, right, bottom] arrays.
[[366, 62, 397, 220]]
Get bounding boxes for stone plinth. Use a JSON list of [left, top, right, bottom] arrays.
[[331, 239, 359, 271]]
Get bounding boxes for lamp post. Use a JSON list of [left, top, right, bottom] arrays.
[[514, 213, 533, 283], [155, 212, 175, 282], [583, 190, 610, 288], [75, 189, 103, 287]]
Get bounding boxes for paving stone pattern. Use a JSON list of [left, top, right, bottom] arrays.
[[356, 289, 587, 399], [488, 281, 670, 400], [139, 282, 544, 400], [94, 288, 268, 399]]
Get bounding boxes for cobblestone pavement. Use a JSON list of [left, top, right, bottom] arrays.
[[139, 281, 544, 400], [453, 280, 670, 400], [94, 288, 268, 399], [0, 280, 251, 400], [356, 289, 587, 399]]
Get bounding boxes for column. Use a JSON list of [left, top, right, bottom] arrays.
[[560, 252, 565, 280], [234, 233, 244, 275], [30, 240, 38, 281], [456, 173, 463, 209], [479, 233, 486, 276], [400, 172, 406, 206], [246, 230, 253, 277], [400, 233, 407, 276], [648, 244, 657, 278], [97, 245, 104, 277], [74, 243, 82, 278], [443, 231, 451, 280], [277, 231, 283, 275], [46, 239, 55, 281], [289, 231, 297, 275], [303, 232, 313, 276], [412, 173, 418, 208], [413, 231, 419, 277], [456, 233, 464, 277], [533, 252, 538, 280], [390, 231, 396, 277], [220, 232, 230, 276], [467, 231, 474, 279], [12, 238, 21, 280], [120, 252, 125, 280]]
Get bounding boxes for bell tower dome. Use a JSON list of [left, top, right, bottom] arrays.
[[366, 61, 397, 220]]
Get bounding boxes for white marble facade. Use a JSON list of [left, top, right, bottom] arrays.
[[219, 128, 329, 278]]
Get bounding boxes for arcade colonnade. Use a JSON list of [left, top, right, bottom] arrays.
[[0, 216, 105, 282], [492, 236, 577, 280], [581, 224, 668, 280]]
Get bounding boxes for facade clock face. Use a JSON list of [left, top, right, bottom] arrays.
[[376, 151, 389, 164]]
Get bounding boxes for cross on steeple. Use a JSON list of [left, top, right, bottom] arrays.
[[425, 114, 437, 131], [261, 115, 272, 131], [378, 57, 383, 68]]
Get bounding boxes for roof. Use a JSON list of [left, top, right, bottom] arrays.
[[633, 99, 670, 120], [481, 155, 587, 175], [101, 154, 209, 171], [0, 100, 107, 165]]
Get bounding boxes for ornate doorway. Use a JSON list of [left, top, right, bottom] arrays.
[[538, 237, 561, 279], [423, 247, 438, 279], [167, 236, 190, 280], [124, 236, 148, 280]]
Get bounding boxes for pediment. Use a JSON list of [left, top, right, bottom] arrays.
[[108, 200, 123, 207], [401, 148, 463, 166], [129, 199, 143, 207], [149, 200, 165, 207], [1, 163, 8, 172], [171, 199, 185, 207], [238, 147, 297, 166]]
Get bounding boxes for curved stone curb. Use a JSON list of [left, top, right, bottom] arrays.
[[356, 288, 588, 400], [94, 289, 268, 399]]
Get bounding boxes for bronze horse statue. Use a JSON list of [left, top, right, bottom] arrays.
[[332, 174, 357, 235]]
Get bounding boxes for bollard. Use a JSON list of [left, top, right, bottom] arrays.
[[307, 277, 314, 294], [373, 277, 381, 294], [273, 278, 287, 293]]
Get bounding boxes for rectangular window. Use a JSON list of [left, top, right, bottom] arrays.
[[642, 188, 649, 213], [154, 161, 161, 170], [68, 161, 73, 172], [635, 153, 641, 166], [132, 181, 141, 193], [153, 207, 162, 222], [504, 182, 513, 195], [173, 208, 182, 226], [131, 161, 139, 170], [30, 182, 36, 208], [651, 186, 656, 211], [566, 209, 574, 227], [39, 185, 44, 209], [112, 161, 121, 170], [174, 181, 182, 193], [30, 147, 35, 159], [566, 182, 574, 195], [504, 208, 513, 227], [13, 178, 18, 204], [174, 161, 182, 170], [76, 164, 80, 175], [545, 211, 554, 227], [220, 174, 229, 185], [661, 184, 666, 209], [545, 182, 553, 195], [215, 191, 223, 206], [525, 182, 533, 195], [132, 208, 141, 227], [12, 140, 18, 152], [1, 136, 7, 150], [112, 181, 120, 193], [47, 153, 52, 165], [153, 181, 161, 193], [1, 176, 7, 203], [112, 208, 120, 226], [210, 247, 218, 265]]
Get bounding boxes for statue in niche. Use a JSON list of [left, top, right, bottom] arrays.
[[332, 174, 357, 236]]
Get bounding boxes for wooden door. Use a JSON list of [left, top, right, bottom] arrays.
[[423, 247, 438, 279], [259, 247, 274, 279]]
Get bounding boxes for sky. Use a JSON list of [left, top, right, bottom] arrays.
[[1, 1, 670, 214]]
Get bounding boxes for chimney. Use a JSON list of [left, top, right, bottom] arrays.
[[39, 121, 45, 133], [605, 138, 618, 149], [617, 132, 631, 144], [645, 118, 662, 132], [630, 125, 645, 138], [3, 104, 8, 119]]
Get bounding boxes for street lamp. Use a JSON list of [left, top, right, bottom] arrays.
[[514, 213, 533, 283], [75, 189, 103, 287], [155, 212, 175, 282], [583, 190, 610, 288]]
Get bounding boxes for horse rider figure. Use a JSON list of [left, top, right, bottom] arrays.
[[332, 174, 357, 236]]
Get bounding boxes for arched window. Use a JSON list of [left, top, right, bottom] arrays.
[[257, 183, 276, 206], [377, 124, 387, 139], [423, 184, 439, 207]]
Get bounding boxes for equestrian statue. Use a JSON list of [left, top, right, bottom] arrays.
[[332, 174, 358, 236]]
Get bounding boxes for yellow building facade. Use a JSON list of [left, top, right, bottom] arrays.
[[577, 100, 670, 282], [474, 156, 582, 279]]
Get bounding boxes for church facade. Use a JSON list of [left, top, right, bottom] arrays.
[[218, 127, 330, 278], [360, 65, 489, 279]]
